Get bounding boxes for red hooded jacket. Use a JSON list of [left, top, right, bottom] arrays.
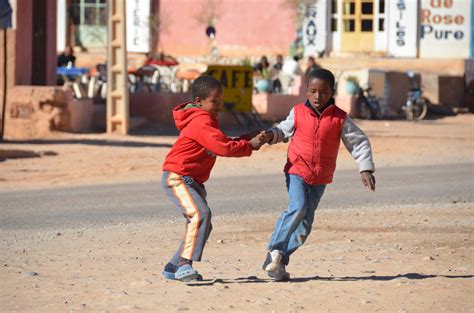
[[163, 102, 253, 184]]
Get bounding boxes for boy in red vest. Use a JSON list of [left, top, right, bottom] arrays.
[[261, 68, 376, 281], [161, 75, 265, 282]]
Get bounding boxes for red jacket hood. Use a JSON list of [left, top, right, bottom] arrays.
[[172, 102, 216, 131]]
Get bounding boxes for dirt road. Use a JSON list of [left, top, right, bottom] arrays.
[[0, 115, 473, 312]]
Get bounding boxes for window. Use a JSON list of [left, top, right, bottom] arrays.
[[331, 0, 339, 13], [72, 0, 108, 48], [361, 2, 373, 14], [378, 18, 384, 31], [78, 0, 108, 26], [361, 19, 373, 32], [331, 0, 340, 32], [344, 19, 355, 32], [377, 0, 386, 32], [331, 18, 338, 31], [343, 2, 355, 15]]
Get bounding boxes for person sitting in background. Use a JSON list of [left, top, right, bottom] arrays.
[[272, 54, 284, 93], [254, 56, 270, 79], [304, 56, 321, 81], [273, 54, 283, 71], [57, 46, 76, 67], [279, 56, 302, 94]]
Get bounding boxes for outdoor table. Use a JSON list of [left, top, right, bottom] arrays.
[[56, 67, 90, 98]]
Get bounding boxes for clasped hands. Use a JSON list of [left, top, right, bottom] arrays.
[[245, 130, 271, 150]]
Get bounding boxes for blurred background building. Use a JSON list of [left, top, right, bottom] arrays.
[[1, 0, 473, 139]]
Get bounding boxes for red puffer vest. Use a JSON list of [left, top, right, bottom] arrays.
[[284, 103, 346, 185]]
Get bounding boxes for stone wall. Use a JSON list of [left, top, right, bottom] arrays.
[[4, 86, 93, 139]]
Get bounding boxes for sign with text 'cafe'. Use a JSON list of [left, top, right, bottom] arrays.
[[204, 65, 253, 113]]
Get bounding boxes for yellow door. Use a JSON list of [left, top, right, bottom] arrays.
[[341, 0, 375, 52]]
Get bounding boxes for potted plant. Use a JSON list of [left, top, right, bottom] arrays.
[[345, 75, 360, 95]]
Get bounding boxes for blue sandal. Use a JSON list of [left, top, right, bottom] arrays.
[[162, 262, 203, 281], [174, 264, 199, 282]]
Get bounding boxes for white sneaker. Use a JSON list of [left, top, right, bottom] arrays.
[[265, 250, 282, 272], [268, 264, 290, 281]]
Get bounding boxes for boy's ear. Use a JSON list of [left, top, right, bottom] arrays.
[[194, 97, 202, 107]]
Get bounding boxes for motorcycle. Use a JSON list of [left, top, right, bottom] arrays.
[[357, 86, 382, 120], [402, 71, 429, 121]]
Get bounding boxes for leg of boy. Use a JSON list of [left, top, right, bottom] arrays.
[[284, 184, 326, 265], [162, 172, 212, 281], [264, 174, 307, 273]]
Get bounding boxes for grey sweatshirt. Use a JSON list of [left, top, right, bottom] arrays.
[[267, 106, 375, 173]]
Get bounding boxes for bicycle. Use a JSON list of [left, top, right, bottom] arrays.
[[401, 71, 429, 121], [357, 86, 382, 120]]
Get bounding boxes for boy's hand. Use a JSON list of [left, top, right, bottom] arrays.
[[249, 131, 266, 150], [240, 130, 262, 141], [262, 131, 274, 144], [361, 171, 376, 191]]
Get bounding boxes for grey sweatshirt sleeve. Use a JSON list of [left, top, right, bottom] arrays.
[[267, 108, 295, 144], [341, 116, 375, 173]]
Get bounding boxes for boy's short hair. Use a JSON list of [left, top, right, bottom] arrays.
[[192, 75, 222, 99], [306, 68, 335, 91]]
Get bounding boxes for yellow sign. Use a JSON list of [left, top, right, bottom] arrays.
[[204, 65, 253, 112]]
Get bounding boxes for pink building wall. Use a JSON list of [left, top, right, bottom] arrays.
[[158, 0, 297, 57], [13, 1, 33, 85]]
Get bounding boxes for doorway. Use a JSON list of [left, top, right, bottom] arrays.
[[340, 0, 375, 52], [32, 0, 48, 85]]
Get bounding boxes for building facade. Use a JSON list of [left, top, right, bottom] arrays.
[[54, 0, 473, 60], [305, 0, 473, 59]]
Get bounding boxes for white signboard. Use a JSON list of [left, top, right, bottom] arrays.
[[126, 0, 150, 53], [303, 1, 327, 57], [387, 0, 418, 57], [419, 0, 471, 58], [56, 0, 66, 52]]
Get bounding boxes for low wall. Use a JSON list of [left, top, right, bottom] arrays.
[[252, 93, 306, 122], [4, 86, 94, 139]]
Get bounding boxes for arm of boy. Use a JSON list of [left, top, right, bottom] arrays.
[[265, 108, 296, 145], [341, 117, 376, 191], [235, 130, 264, 141], [193, 121, 253, 157]]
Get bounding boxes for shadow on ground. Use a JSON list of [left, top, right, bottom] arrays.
[[3, 139, 173, 148], [290, 272, 474, 283], [0, 149, 58, 162], [185, 273, 474, 287]]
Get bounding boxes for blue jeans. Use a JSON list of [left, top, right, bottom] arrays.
[[268, 174, 326, 265]]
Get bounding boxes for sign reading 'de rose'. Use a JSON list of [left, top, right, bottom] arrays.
[[419, 0, 471, 58]]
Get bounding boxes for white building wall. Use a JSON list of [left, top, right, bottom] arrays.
[[419, 0, 471, 58], [126, 0, 151, 53], [386, 0, 419, 57], [303, 0, 328, 57], [373, 0, 387, 52]]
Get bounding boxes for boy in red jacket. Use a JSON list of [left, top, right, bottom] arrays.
[[261, 68, 376, 281], [162, 75, 265, 281]]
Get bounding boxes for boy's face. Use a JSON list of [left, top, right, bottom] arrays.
[[195, 87, 223, 117], [306, 78, 334, 110]]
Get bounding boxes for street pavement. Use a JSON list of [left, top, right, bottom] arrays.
[[1, 163, 472, 230]]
